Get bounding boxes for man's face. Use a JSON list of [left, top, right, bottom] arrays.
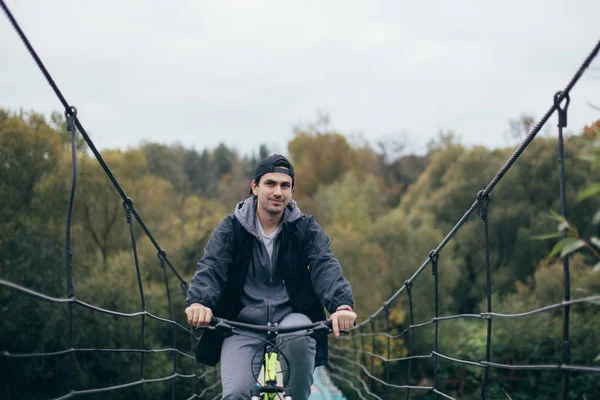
[[251, 172, 293, 216]]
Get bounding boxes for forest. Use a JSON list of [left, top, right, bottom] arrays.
[[1, 107, 599, 399]]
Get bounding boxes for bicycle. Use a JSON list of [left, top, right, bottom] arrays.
[[203, 317, 346, 400]]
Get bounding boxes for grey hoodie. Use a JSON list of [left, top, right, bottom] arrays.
[[233, 196, 300, 325], [187, 195, 355, 366]]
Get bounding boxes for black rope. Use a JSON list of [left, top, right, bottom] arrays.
[[208, 392, 224, 400], [404, 280, 415, 400], [329, 343, 432, 363], [326, 367, 370, 400], [430, 250, 440, 399], [189, 334, 197, 397], [433, 388, 457, 400], [433, 351, 483, 368], [330, 344, 600, 374], [123, 197, 147, 400], [64, 106, 77, 395], [0, 279, 196, 335], [555, 90, 572, 400], [356, 200, 480, 329], [328, 361, 383, 400], [481, 361, 600, 373], [331, 340, 600, 400], [368, 295, 598, 330], [327, 372, 368, 400], [0, 0, 188, 291], [351, 328, 359, 366], [342, 36, 600, 400], [3, 347, 196, 360], [359, 325, 367, 388], [159, 251, 177, 400], [485, 296, 599, 318], [50, 372, 214, 400], [0, 1, 70, 109], [328, 292, 600, 398], [478, 191, 492, 400], [329, 352, 434, 392], [201, 364, 206, 388], [383, 304, 391, 399], [3, 0, 600, 398], [185, 384, 224, 400], [198, 379, 221, 397], [480, 40, 600, 198], [369, 318, 376, 392], [356, 39, 600, 329], [6, 270, 597, 389], [337, 330, 407, 340]]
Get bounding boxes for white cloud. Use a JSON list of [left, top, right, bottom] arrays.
[[1, 0, 599, 156]]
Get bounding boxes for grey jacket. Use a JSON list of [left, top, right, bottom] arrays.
[[186, 196, 354, 321], [233, 196, 299, 325], [186, 196, 354, 366]]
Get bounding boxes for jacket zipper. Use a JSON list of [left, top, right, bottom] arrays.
[[262, 226, 283, 324], [268, 272, 274, 321], [261, 240, 271, 324]]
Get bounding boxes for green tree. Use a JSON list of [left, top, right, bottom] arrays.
[[183, 148, 219, 198], [398, 137, 598, 314], [288, 128, 381, 217], [0, 110, 61, 242], [0, 110, 77, 398], [141, 142, 190, 194]]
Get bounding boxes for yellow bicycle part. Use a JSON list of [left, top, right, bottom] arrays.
[[264, 351, 278, 400]]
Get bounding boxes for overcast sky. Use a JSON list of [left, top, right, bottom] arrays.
[[1, 0, 599, 157]]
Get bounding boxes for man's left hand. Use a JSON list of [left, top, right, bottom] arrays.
[[330, 306, 357, 337]]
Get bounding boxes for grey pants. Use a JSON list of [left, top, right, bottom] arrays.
[[220, 313, 317, 399]]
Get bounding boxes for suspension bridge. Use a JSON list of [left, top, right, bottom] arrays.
[[1, 1, 600, 399]]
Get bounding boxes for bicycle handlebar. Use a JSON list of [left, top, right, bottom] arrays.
[[203, 317, 347, 335]]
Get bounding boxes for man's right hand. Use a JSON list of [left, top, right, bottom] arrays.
[[185, 303, 213, 327]]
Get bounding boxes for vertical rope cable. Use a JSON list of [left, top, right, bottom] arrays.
[[159, 251, 177, 400], [190, 334, 197, 398], [1, 3, 599, 398], [405, 281, 415, 400], [64, 107, 77, 394], [481, 40, 600, 198], [0, 0, 190, 289], [350, 329, 361, 395], [359, 325, 366, 389], [123, 198, 146, 400], [430, 250, 440, 399], [384, 303, 391, 399], [350, 329, 358, 363], [478, 191, 492, 399], [370, 318, 376, 393], [554, 91, 571, 400]]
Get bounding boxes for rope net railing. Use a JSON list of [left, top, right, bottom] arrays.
[[325, 38, 600, 400], [0, 2, 222, 399], [2, 1, 600, 399]]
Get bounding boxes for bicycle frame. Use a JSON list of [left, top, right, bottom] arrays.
[[205, 317, 342, 400], [256, 330, 286, 400]]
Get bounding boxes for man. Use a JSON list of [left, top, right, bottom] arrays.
[[185, 154, 356, 400]]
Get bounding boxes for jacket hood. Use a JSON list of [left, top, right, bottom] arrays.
[[233, 196, 302, 237]]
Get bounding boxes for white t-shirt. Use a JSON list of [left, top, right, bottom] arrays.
[[255, 217, 282, 263]]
